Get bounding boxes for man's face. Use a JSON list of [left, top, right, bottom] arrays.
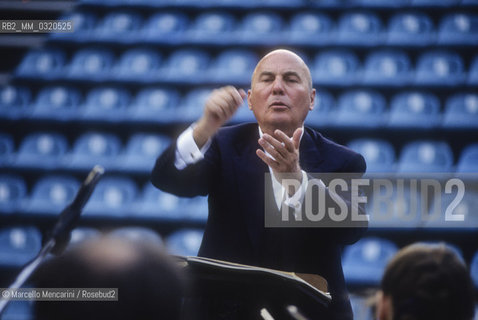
[[248, 50, 315, 135]]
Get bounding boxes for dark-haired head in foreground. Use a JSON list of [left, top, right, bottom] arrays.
[[33, 236, 186, 320], [376, 243, 475, 320]]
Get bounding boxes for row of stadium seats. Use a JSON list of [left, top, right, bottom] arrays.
[[54, 10, 478, 46], [1, 132, 477, 172], [2, 85, 477, 128], [15, 47, 478, 86], [0, 174, 208, 221], [77, 0, 478, 8]]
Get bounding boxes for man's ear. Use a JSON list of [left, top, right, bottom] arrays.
[[247, 89, 253, 110], [375, 291, 393, 320], [309, 89, 316, 111]]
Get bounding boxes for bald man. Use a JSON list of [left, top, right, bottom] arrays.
[[152, 49, 367, 319]]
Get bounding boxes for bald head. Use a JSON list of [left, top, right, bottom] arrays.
[[252, 49, 313, 90]]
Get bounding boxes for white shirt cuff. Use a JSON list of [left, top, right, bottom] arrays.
[[174, 124, 212, 170]]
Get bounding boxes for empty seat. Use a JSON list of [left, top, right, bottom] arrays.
[[398, 141, 454, 172], [362, 50, 412, 86], [52, 11, 97, 41], [167, 229, 204, 256], [187, 11, 235, 44], [68, 132, 122, 171], [438, 13, 478, 45], [0, 85, 32, 120], [387, 12, 435, 45], [108, 227, 162, 245], [14, 132, 68, 169], [96, 11, 143, 42], [289, 12, 334, 45], [348, 139, 396, 172], [130, 87, 180, 123], [305, 90, 335, 128], [415, 51, 465, 86], [342, 237, 398, 287], [337, 12, 383, 45], [0, 226, 42, 268], [425, 190, 478, 229], [0, 175, 26, 214], [83, 177, 138, 217], [119, 133, 170, 173], [312, 50, 360, 86], [15, 48, 65, 78], [114, 48, 162, 81], [179, 88, 213, 122], [468, 56, 478, 85], [443, 93, 478, 128], [24, 175, 80, 216], [238, 12, 284, 45], [388, 91, 440, 128], [335, 90, 386, 127], [67, 48, 115, 80], [82, 87, 131, 122], [32, 86, 82, 121], [143, 11, 189, 43], [163, 49, 210, 83], [457, 143, 478, 173], [137, 183, 190, 220], [0, 134, 15, 166], [209, 49, 259, 84], [69, 227, 101, 246]]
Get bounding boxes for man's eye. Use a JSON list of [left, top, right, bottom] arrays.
[[262, 78, 273, 82]]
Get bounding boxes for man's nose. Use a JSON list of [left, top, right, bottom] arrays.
[[272, 78, 285, 94]]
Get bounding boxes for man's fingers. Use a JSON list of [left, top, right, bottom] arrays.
[[258, 137, 284, 161], [292, 128, 302, 150], [256, 149, 278, 169], [273, 130, 295, 153]]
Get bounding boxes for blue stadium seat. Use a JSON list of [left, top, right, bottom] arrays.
[[312, 50, 360, 86], [185, 196, 209, 222], [0, 85, 32, 120], [471, 250, 478, 289], [15, 48, 65, 79], [289, 12, 334, 45], [14, 132, 68, 170], [52, 10, 97, 41], [95, 11, 143, 42], [415, 51, 465, 86], [1, 301, 34, 320], [67, 48, 115, 81], [342, 237, 398, 287], [69, 227, 101, 246], [136, 183, 190, 220], [337, 12, 383, 46], [129, 87, 179, 123], [443, 93, 478, 128], [362, 50, 412, 86], [179, 88, 213, 122], [389, 91, 441, 128], [32, 86, 82, 121], [0, 175, 26, 215], [305, 90, 335, 127], [238, 12, 284, 45], [83, 177, 138, 217], [209, 49, 259, 84], [0, 134, 15, 167], [468, 56, 478, 85], [438, 13, 478, 45], [143, 11, 189, 43], [187, 11, 235, 44], [349, 295, 373, 320], [162, 49, 210, 84], [335, 90, 386, 127], [114, 48, 162, 81], [167, 229, 204, 257], [457, 143, 478, 173], [347, 139, 396, 172], [119, 133, 170, 173], [108, 227, 163, 245], [398, 141, 454, 173], [410, 0, 460, 6], [23, 175, 80, 216], [387, 12, 435, 46], [68, 132, 122, 171], [82, 87, 131, 122], [0, 226, 42, 268], [425, 190, 478, 230]]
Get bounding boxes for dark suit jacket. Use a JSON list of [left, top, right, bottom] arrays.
[[152, 122, 367, 320]]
